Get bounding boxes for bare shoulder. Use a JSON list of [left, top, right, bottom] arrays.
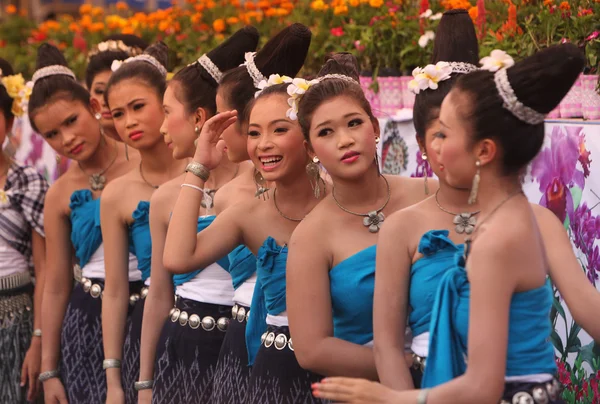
[[294, 197, 332, 240], [150, 175, 184, 219], [384, 198, 429, 231], [214, 168, 256, 213], [385, 175, 434, 207], [529, 203, 563, 232], [45, 177, 72, 216], [101, 171, 135, 205]]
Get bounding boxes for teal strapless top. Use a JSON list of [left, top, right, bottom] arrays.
[[246, 237, 287, 365], [129, 201, 151, 281], [409, 230, 464, 337], [228, 245, 257, 290], [422, 248, 557, 387], [172, 216, 230, 287], [330, 245, 377, 345], [70, 190, 103, 268]]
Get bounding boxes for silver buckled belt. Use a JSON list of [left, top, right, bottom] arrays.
[[501, 379, 561, 404], [231, 304, 250, 322], [0, 272, 32, 292], [412, 353, 426, 372], [260, 332, 294, 351], [169, 307, 229, 332], [80, 278, 146, 305]]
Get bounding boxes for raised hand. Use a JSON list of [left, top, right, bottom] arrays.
[[193, 110, 238, 170]]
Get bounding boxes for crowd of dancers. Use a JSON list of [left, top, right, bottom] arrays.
[[1, 7, 600, 404]]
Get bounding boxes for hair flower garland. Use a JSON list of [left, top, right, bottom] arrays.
[[286, 77, 319, 120], [479, 49, 515, 72], [0, 69, 33, 117], [111, 60, 124, 72], [408, 62, 453, 94], [255, 74, 293, 98]]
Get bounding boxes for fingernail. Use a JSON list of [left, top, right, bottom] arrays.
[[321, 378, 329, 383], [313, 390, 320, 397], [311, 383, 320, 389]]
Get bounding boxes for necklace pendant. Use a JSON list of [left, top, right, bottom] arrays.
[[89, 174, 106, 191], [453, 213, 476, 235], [363, 210, 385, 233]]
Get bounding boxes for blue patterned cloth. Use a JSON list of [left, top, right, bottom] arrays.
[[129, 201, 151, 281], [70, 190, 102, 267]]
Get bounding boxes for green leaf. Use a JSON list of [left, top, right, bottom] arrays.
[[579, 341, 600, 368], [552, 295, 566, 321], [550, 329, 564, 355], [570, 186, 583, 211]]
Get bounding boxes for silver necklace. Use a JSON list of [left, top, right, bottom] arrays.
[[434, 189, 480, 235], [139, 162, 159, 189], [332, 175, 391, 233], [78, 142, 117, 191], [202, 165, 240, 209], [273, 188, 304, 222]]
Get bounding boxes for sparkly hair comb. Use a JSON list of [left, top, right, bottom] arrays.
[[285, 74, 357, 120], [32, 65, 76, 85], [87, 40, 143, 62], [111, 54, 168, 78]]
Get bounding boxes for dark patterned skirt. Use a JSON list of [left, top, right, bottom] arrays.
[[0, 286, 36, 404], [123, 291, 147, 404], [152, 297, 232, 404], [211, 304, 251, 404], [502, 379, 564, 403], [245, 325, 326, 404], [60, 279, 143, 404]]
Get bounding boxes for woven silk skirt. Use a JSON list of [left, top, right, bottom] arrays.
[[152, 297, 232, 404], [123, 289, 148, 404], [245, 325, 327, 404], [211, 304, 251, 404]]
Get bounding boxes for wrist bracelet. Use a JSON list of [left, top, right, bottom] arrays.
[[134, 380, 154, 391], [417, 388, 430, 404], [103, 359, 122, 369], [32, 329, 42, 337], [185, 161, 210, 182], [181, 183, 204, 193], [39, 370, 60, 382]]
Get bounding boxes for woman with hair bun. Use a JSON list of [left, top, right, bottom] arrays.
[[86, 34, 148, 143], [100, 41, 189, 404], [31, 43, 139, 404], [0, 58, 48, 404], [138, 26, 259, 404], [314, 43, 600, 404]]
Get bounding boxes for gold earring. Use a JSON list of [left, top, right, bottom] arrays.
[[306, 156, 324, 199], [422, 152, 429, 195], [253, 169, 270, 200], [468, 160, 481, 205]]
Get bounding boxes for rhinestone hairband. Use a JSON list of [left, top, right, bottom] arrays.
[[448, 62, 478, 74], [112, 54, 167, 78], [242, 52, 266, 88], [87, 40, 143, 62], [32, 65, 76, 85], [197, 54, 223, 83], [494, 68, 546, 125]]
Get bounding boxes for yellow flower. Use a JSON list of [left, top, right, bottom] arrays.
[[349, 0, 359, 6], [167, 72, 175, 81], [311, 0, 327, 10], [79, 4, 92, 14], [5, 5, 16, 14], [116, 1, 129, 11], [334, 4, 348, 14], [369, 0, 383, 7], [226, 16, 239, 24], [212, 18, 226, 33], [1, 74, 25, 99]]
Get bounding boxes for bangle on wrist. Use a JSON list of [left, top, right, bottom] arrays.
[[134, 380, 154, 391], [32, 329, 42, 337], [39, 370, 60, 382], [185, 161, 210, 182], [181, 183, 204, 193], [103, 359, 122, 370], [417, 388, 430, 404]]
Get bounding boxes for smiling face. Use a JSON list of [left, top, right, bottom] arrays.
[[33, 97, 102, 161], [108, 79, 165, 150], [247, 93, 307, 182], [89, 70, 114, 128], [216, 88, 247, 163], [308, 95, 379, 180], [160, 83, 198, 160]]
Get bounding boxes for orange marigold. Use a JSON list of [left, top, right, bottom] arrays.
[[543, 0, 552, 5], [310, 0, 327, 10], [191, 13, 202, 23], [68, 22, 81, 33], [468, 5, 477, 21], [257, 0, 270, 9], [116, 1, 129, 11], [5, 5, 16, 14], [276, 7, 289, 15], [349, 0, 359, 6], [122, 26, 135, 34], [213, 18, 226, 32], [559, 1, 569, 10], [280, 1, 294, 10], [441, 0, 471, 10], [245, 2, 257, 9], [206, 0, 217, 8], [265, 8, 276, 16], [226, 16, 239, 24], [369, 0, 383, 7], [91, 6, 104, 16], [90, 22, 105, 32], [79, 4, 92, 14], [334, 4, 348, 14]]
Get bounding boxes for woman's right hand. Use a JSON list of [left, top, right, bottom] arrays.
[[192, 110, 238, 170], [43, 378, 68, 404], [138, 389, 152, 404]]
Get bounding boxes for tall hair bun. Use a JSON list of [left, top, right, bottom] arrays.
[[36, 43, 69, 70], [508, 43, 584, 114], [318, 53, 360, 81], [144, 41, 169, 69], [255, 23, 312, 78], [431, 9, 479, 65], [208, 26, 260, 72], [0, 58, 14, 76]]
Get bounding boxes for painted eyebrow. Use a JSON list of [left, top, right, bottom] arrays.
[[314, 112, 362, 130]]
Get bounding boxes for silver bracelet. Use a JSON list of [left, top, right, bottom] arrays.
[[185, 161, 210, 182], [417, 388, 431, 404], [39, 369, 60, 382], [134, 380, 154, 391], [181, 183, 204, 193], [32, 329, 42, 337], [102, 359, 122, 369]]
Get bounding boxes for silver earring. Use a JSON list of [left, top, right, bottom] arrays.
[[422, 152, 429, 195], [375, 136, 380, 144], [253, 169, 270, 200], [95, 113, 101, 120], [195, 126, 200, 134], [468, 160, 481, 205], [306, 156, 324, 199]]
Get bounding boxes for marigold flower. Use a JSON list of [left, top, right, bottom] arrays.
[[79, 4, 92, 14], [226, 16, 239, 24], [310, 0, 327, 10], [369, 0, 383, 8], [559, 1, 569, 10], [5, 5, 16, 14], [334, 4, 348, 14], [245, 2, 257, 9], [90, 22, 105, 32], [91, 6, 103, 16], [122, 26, 135, 34], [543, 0, 552, 6], [206, 0, 216, 8], [265, 8, 276, 16], [116, 1, 129, 11], [349, 0, 359, 6], [258, 0, 270, 9], [276, 7, 289, 15], [280, 2, 294, 10], [213, 18, 226, 32], [468, 5, 477, 21]]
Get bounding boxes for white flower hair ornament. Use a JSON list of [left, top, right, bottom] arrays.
[[285, 74, 357, 120], [479, 49, 515, 72], [111, 60, 124, 72], [110, 54, 168, 77], [408, 62, 453, 94], [255, 74, 293, 98]]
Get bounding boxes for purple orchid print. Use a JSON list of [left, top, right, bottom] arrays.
[[411, 150, 433, 179], [571, 202, 600, 286], [530, 126, 589, 223]]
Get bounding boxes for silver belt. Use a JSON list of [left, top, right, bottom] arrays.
[[231, 304, 250, 322], [169, 307, 229, 332], [411, 353, 426, 372], [260, 332, 294, 351], [0, 272, 32, 292], [81, 278, 148, 305], [501, 379, 561, 404]]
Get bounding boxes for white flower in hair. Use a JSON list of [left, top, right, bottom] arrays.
[[419, 9, 432, 18], [285, 78, 319, 120], [479, 50, 515, 72], [430, 12, 442, 20], [255, 74, 293, 98], [408, 62, 452, 94], [111, 60, 124, 72], [418, 31, 435, 48]]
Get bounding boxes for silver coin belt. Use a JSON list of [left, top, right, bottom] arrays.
[[169, 307, 229, 332], [260, 331, 294, 352], [231, 304, 250, 323], [81, 277, 148, 305], [0, 293, 32, 328], [501, 379, 561, 404]]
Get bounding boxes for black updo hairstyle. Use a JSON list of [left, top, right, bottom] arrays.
[[0, 58, 15, 125], [413, 9, 479, 142], [220, 23, 312, 124], [454, 43, 584, 175], [296, 53, 375, 141], [104, 41, 169, 105], [85, 34, 148, 90], [171, 26, 259, 117], [28, 43, 91, 133]]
